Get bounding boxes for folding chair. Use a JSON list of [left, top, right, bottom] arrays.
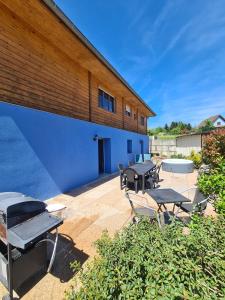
[[125, 192, 162, 227], [174, 187, 214, 216]]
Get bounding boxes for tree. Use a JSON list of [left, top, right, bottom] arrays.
[[147, 127, 164, 136], [187, 123, 192, 131], [170, 121, 178, 130], [149, 121, 193, 136], [199, 119, 215, 133]]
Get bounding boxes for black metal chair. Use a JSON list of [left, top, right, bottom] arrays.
[[148, 163, 161, 188], [174, 187, 213, 216], [118, 164, 126, 190], [125, 192, 161, 227], [124, 168, 139, 193]]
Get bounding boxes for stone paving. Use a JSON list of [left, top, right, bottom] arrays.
[[0, 170, 216, 299]]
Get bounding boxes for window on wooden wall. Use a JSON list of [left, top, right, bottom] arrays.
[[140, 116, 145, 126], [125, 104, 132, 117], [127, 140, 132, 153], [98, 89, 115, 113]]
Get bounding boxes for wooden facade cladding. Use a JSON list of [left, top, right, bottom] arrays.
[[0, 0, 154, 134]]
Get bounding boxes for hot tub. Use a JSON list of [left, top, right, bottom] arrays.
[[162, 159, 194, 173]]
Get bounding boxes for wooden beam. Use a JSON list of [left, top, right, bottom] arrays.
[[137, 108, 139, 133], [88, 71, 92, 122], [145, 117, 148, 134], [122, 97, 125, 129]]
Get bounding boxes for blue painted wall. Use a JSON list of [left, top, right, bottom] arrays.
[[0, 102, 149, 200]]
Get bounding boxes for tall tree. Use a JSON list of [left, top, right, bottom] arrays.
[[164, 123, 169, 131]]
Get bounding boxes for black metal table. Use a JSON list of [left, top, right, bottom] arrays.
[[129, 162, 156, 193], [146, 188, 191, 215]]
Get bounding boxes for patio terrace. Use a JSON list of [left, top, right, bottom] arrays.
[[0, 170, 215, 299]]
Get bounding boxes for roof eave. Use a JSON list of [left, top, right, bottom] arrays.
[[41, 0, 156, 117]]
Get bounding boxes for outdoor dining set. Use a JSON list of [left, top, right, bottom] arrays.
[[118, 154, 160, 193], [118, 154, 214, 227]]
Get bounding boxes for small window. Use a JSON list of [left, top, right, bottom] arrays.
[[125, 104, 132, 117], [140, 116, 145, 126], [98, 89, 115, 113], [127, 140, 132, 154], [217, 121, 221, 126]]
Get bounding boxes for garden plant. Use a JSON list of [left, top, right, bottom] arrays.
[[66, 216, 225, 300], [197, 131, 225, 216], [201, 132, 225, 167]]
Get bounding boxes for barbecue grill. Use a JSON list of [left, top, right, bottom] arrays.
[[0, 193, 63, 300]]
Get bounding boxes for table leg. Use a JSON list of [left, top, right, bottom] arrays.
[[157, 204, 163, 212], [172, 204, 176, 213], [175, 202, 181, 217], [162, 204, 173, 219]]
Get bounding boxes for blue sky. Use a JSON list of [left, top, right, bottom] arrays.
[[55, 0, 225, 128]]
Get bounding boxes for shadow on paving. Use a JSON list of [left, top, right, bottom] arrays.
[[66, 172, 119, 197], [15, 233, 88, 298], [50, 233, 89, 283]]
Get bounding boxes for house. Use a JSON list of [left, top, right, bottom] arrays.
[[199, 115, 225, 128], [0, 0, 155, 200]]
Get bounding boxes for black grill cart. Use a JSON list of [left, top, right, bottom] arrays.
[[0, 194, 63, 300]]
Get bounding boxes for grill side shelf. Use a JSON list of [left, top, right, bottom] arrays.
[[7, 212, 63, 249]]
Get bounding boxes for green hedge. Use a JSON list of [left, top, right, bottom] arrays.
[[66, 217, 225, 300], [198, 161, 225, 216]]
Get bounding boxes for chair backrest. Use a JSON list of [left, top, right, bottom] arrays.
[[118, 164, 124, 172], [144, 153, 151, 161], [125, 192, 159, 225], [192, 189, 208, 211], [124, 168, 138, 183]]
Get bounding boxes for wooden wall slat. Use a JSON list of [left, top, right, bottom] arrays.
[[0, 0, 148, 134]]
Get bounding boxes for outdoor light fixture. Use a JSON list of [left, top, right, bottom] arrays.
[[93, 134, 103, 141], [93, 134, 99, 141]]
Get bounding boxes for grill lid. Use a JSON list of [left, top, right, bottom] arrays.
[[0, 196, 47, 229], [0, 196, 46, 214]]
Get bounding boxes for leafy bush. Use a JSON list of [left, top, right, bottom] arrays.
[[216, 194, 225, 216], [197, 172, 225, 196], [66, 217, 225, 300], [188, 150, 202, 168], [170, 153, 186, 159], [198, 160, 225, 216], [202, 132, 225, 166]]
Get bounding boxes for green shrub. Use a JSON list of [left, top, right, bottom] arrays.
[[197, 172, 225, 196], [216, 193, 225, 216], [202, 132, 225, 167], [66, 217, 225, 300], [188, 150, 202, 168], [170, 153, 186, 159], [198, 160, 225, 216]]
